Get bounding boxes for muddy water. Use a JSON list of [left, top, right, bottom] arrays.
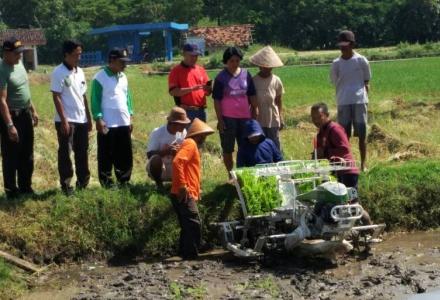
[[20, 231, 440, 300]]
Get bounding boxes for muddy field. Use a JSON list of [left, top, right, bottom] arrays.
[[20, 231, 440, 300]]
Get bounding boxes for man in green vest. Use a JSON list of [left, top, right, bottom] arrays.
[[0, 37, 39, 198]]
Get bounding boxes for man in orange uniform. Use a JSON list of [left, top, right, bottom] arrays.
[[171, 118, 214, 259]]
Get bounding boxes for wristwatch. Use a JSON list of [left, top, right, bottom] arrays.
[[6, 122, 13, 129]]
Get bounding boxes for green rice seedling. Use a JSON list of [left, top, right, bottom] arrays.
[[237, 170, 282, 215]]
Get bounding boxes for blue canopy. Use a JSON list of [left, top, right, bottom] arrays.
[[89, 22, 189, 62]]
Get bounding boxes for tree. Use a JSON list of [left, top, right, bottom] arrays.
[[129, 0, 168, 23], [0, 0, 90, 62], [203, 0, 228, 25], [1, 0, 440, 60], [166, 0, 204, 26], [0, 0, 39, 28], [391, 0, 440, 43]]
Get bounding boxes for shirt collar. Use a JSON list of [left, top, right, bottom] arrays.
[[104, 66, 122, 78], [320, 120, 332, 131], [180, 61, 195, 69], [224, 67, 242, 78], [63, 61, 77, 72], [340, 51, 356, 60]]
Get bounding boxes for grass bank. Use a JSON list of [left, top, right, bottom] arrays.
[[360, 160, 440, 230], [0, 181, 239, 263]]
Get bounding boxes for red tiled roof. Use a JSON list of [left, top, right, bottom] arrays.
[[188, 24, 253, 48], [0, 29, 46, 46]]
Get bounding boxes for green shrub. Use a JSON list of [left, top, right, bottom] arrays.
[[0, 259, 25, 299], [205, 53, 223, 69], [0, 259, 10, 284], [28, 186, 181, 260], [360, 159, 440, 229], [0, 181, 241, 262], [284, 55, 300, 65], [46, 188, 145, 258], [396, 42, 424, 58]]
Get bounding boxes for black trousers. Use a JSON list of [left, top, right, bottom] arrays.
[[170, 195, 201, 259], [97, 126, 132, 187], [0, 110, 34, 196], [337, 173, 359, 189], [55, 122, 90, 191]]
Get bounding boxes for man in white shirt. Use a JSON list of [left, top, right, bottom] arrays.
[[146, 107, 189, 189], [330, 30, 371, 171], [91, 48, 133, 187], [51, 40, 92, 194]]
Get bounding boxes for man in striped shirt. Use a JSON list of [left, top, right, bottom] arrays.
[[91, 48, 133, 187]]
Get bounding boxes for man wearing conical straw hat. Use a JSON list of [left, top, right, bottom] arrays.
[[249, 46, 285, 151], [171, 118, 214, 259]]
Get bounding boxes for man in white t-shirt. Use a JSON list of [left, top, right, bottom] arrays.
[[330, 30, 371, 171], [51, 40, 92, 194], [146, 107, 189, 189]]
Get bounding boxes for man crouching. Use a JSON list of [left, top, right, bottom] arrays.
[[170, 118, 214, 260], [146, 107, 189, 189]]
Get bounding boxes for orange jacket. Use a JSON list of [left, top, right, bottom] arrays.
[[171, 138, 201, 200]]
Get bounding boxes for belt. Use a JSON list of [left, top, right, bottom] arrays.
[[10, 107, 30, 117], [180, 104, 206, 111]]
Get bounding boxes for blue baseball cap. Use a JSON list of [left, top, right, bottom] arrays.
[[183, 43, 201, 56]]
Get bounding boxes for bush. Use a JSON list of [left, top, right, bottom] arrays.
[[284, 55, 300, 65], [396, 42, 423, 58], [0, 259, 10, 287], [0, 185, 180, 262], [0, 259, 25, 299], [149, 62, 174, 73], [204, 52, 223, 70], [360, 159, 440, 229], [46, 188, 146, 258]]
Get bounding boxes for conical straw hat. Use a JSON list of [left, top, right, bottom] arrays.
[[249, 46, 284, 68], [186, 118, 215, 138]]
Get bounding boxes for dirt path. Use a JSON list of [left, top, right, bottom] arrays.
[[21, 231, 440, 300]]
